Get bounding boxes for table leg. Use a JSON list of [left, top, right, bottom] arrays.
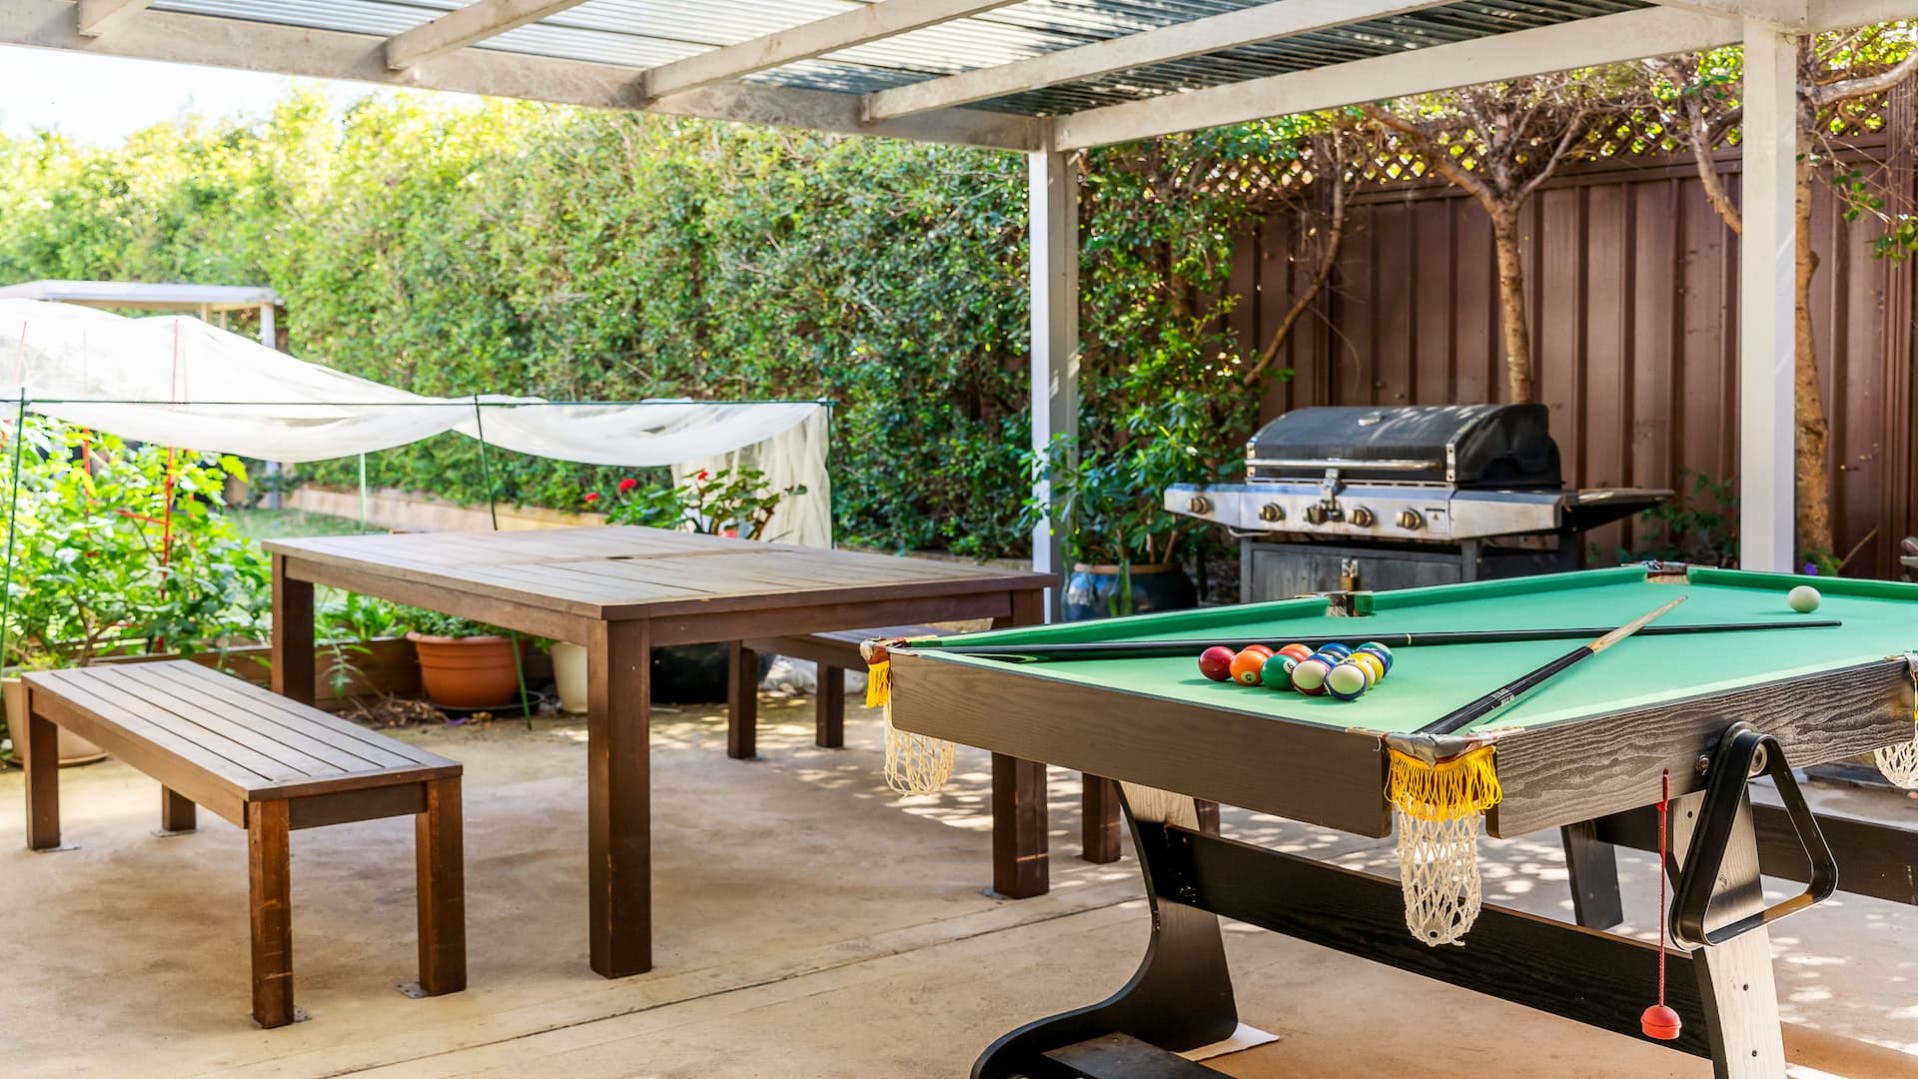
[[992, 590, 1050, 897], [727, 641, 757, 760], [975, 784, 1237, 1078], [1081, 776, 1122, 864], [1668, 789, 1787, 1078], [817, 665, 845, 749], [22, 688, 61, 851], [588, 619, 653, 978], [1561, 820, 1623, 930], [271, 555, 315, 707], [992, 753, 1049, 898]]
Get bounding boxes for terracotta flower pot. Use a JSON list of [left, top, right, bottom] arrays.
[[407, 633, 525, 710]]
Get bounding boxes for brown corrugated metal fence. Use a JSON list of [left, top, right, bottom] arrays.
[[1232, 113, 1918, 580]]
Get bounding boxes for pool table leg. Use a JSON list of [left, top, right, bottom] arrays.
[[1560, 820, 1624, 930], [1668, 788, 1787, 1079], [972, 784, 1237, 1079]]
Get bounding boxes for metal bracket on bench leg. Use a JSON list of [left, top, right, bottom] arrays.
[[1671, 722, 1837, 948]]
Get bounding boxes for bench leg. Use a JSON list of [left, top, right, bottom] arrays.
[[160, 787, 198, 834], [727, 641, 757, 760], [415, 777, 467, 996], [1082, 776, 1123, 864], [817, 665, 845, 749], [22, 699, 61, 851], [248, 800, 296, 1028]]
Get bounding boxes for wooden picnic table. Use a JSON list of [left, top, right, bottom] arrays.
[[263, 526, 1052, 979]]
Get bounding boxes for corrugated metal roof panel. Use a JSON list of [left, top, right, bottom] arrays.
[[147, 0, 1653, 117]]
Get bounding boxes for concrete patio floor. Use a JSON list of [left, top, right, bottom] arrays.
[[1, 696, 1914, 1078]]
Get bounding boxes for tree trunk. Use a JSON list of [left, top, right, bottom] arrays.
[[1793, 149, 1835, 561], [1489, 206, 1535, 402]]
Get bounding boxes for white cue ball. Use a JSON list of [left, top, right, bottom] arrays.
[[1787, 585, 1822, 613]]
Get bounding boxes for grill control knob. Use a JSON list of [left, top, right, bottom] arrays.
[[1304, 505, 1329, 525], [1258, 503, 1285, 523], [1187, 495, 1212, 514], [1396, 509, 1424, 531], [1350, 507, 1375, 528]]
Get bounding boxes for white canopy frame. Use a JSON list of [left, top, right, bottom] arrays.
[[6, 0, 1907, 582], [0, 298, 835, 547]]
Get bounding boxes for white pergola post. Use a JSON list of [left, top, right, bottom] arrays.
[[1739, 23, 1799, 572], [260, 300, 284, 509], [1029, 131, 1079, 617]]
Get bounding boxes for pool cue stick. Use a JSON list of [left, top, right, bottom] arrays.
[[1415, 596, 1687, 738], [932, 616, 1836, 662]]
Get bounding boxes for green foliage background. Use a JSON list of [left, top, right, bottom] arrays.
[[0, 94, 1299, 560]]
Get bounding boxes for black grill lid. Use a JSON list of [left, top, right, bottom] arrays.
[[1247, 404, 1562, 487]]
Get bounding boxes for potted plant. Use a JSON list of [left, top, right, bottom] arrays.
[[403, 609, 528, 710], [2, 419, 266, 764], [1023, 435, 1209, 622], [560, 469, 803, 703]]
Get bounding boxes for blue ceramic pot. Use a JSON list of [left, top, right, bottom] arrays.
[[1061, 562, 1199, 622]]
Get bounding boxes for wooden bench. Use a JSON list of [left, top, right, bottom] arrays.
[[16, 660, 465, 1028], [729, 627, 1145, 865]]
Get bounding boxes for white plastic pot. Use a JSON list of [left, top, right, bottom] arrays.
[[551, 641, 589, 715]]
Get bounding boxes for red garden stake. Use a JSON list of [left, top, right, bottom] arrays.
[[1641, 769, 1683, 1041]]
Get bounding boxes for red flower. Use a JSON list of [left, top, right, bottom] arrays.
[[617, 477, 639, 493], [584, 492, 601, 503], [696, 469, 711, 481]]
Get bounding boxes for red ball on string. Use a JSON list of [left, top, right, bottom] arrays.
[[1640, 1003, 1682, 1041]]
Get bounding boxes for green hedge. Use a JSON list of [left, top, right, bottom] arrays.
[[0, 94, 1289, 559]]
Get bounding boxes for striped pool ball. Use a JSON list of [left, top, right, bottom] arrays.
[[1357, 642, 1393, 674], [1349, 652, 1385, 687], [1325, 662, 1371, 701], [1229, 649, 1269, 687], [1265, 654, 1301, 691], [1318, 642, 1354, 660], [1277, 642, 1314, 662], [1244, 644, 1276, 658], [1290, 656, 1334, 696]]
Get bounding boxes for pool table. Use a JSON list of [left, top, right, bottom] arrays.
[[883, 565, 1918, 1079]]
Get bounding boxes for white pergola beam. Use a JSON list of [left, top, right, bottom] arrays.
[[1052, 7, 1742, 150], [385, 0, 591, 71], [1738, 23, 1800, 573], [0, 0, 1040, 151], [865, 0, 1455, 123], [1028, 130, 1078, 613], [1811, 0, 1918, 28], [1647, 0, 1807, 27], [638, 0, 1021, 101], [74, 0, 152, 37]]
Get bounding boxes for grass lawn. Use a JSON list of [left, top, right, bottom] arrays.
[[230, 507, 372, 541]]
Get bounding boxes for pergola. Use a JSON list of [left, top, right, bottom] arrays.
[[3, 1, 1909, 577]]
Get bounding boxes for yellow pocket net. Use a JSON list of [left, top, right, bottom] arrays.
[[863, 642, 955, 796], [1386, 746, 1503, 947]]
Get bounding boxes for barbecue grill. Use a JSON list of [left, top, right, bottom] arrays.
[[1165, 404, 1670, 598]]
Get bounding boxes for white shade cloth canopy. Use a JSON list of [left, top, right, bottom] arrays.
[[0, 298, 831, 546]]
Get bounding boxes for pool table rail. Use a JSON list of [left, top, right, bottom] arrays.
[[888, 648, 1395, 838], [1486, 654, 1915, 836]]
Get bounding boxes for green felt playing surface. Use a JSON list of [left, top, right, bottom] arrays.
[[919, 567, 1918, 735]]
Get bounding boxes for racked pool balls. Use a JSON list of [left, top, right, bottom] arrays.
[[1356, 642, 1394, 673], [1325, 662, 1371, 701], [1291, 655, 1334, 696], [1229, 649, 1270, 686], [1264, 654, 1301, 691], [1348, 651, 1385, 687], [1197, 646, 1237, 682]]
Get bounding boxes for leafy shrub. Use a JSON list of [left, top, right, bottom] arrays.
[[1, 417, 267, 670]]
